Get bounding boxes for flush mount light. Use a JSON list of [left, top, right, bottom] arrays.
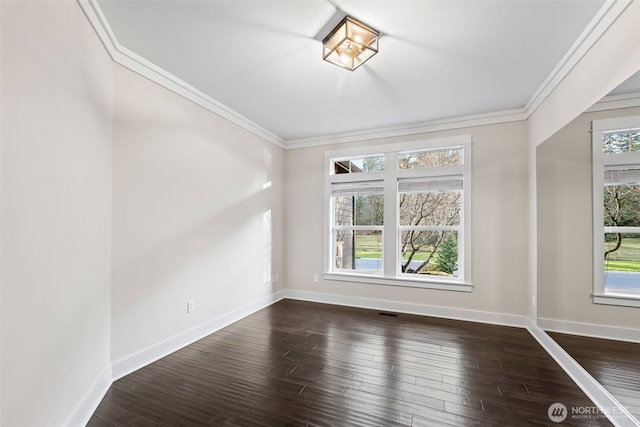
[[322, 16, 379, 71]]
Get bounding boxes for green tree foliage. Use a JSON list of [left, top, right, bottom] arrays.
[[604, 184, 640, 257], [603, 132, 640, 154], [604, 185, 640, 227], [399, 191, 460, 273], [362, 156, 384, 172], [435, 232, 458, 274], [399, 149, 461, 169], [355, 195, 384, 225]]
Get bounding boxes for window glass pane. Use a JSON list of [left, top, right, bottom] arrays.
[[334, 156, 384, 174], [604, 233, 640, 294], [334, 194, 383, 226], [603, 184, 640, 227], [399, 192, 460, 226], [398, 148, 462, 169], [603, 131, 640, 154], [400, 230, 458, 277], [335, 230, 382, 274]]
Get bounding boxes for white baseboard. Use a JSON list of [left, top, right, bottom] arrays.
[[283, 289, 528, 328], [526, 320, 639, 427], [65, 365, 112, 427], [538, 317, 640, 343], [112, 290, 286, 380]]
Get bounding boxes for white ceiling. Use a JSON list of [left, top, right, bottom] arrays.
[[96, 0, 611, 143]]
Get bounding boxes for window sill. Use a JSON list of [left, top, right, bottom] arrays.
[[323, 273, 473, 292], [593, 292, 640, 308]]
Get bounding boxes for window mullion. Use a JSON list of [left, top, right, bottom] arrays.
[[384, 151, 398, 278], [461, 142, 472, 282]]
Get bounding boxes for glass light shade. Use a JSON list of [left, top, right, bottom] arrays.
[[323, 16, 379, 71]]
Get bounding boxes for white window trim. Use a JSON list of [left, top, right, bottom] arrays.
[[592, 115, 640, 308], [324, 135, 472, 291]]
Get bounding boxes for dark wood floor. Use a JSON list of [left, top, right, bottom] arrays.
[[548, 331, 640, 421], [89, 300, 613, 426]]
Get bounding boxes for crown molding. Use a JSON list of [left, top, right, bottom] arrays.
[[78, 0, 632, 151], [284, 108, 527, 149], [522, 0, 633, 117], [76, 0, 286, 149]]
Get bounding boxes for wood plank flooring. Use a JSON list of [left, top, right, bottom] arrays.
[[547, 331, 640, 421], [88, 300, 614, 426]]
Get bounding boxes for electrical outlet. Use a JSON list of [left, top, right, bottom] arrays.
[[187, 300, 195, 313], [313, 275, 319, 283]]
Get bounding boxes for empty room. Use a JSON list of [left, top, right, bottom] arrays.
[[1, 0, 639, 426]]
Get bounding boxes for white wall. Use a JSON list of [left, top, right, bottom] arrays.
[[110, 64, 285, 364], [285, 121, 529, 319], [537, 106, 640, 329], [527, 0, 640, 320], [1, 1, 113, 426], [0, 1, 286, 423]]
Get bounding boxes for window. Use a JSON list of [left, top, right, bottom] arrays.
[[332, 181, 384, 275], [398, 177, 462, 278], [324, 136, 472, 291], [592, 116, 640, 307]]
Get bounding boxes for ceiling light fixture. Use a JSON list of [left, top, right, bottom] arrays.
[[322, 16, 379, 71]]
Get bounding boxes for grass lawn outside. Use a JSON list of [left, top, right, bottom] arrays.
[[605, 236, 640, 272], [353, 234, 382, 259], [355, 235, 640, 272], [354, 234, 434, 261]]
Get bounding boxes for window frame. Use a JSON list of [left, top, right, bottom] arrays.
[[331, 181, 385, 276], [324, 136, 472, 292], [398, 181, 462, 280], [592, 115, 640, 308]]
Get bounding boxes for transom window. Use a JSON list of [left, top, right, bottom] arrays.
[[592, 116, 640, 307], [324, 136, 472, 291]]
